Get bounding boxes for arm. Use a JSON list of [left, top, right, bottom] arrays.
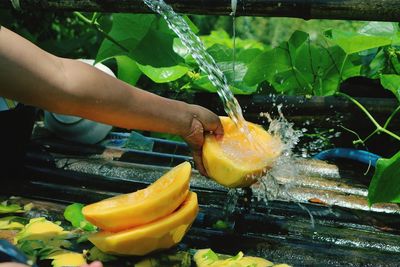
[[0, 26, 223, 174]]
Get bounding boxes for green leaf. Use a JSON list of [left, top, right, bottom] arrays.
[[368, 151, 400, 205], [359, 22, 398, 38], [202, 249, 219, 262], [194, 62, 257, 94], [361, 48, 387, 79], [200, 29, 265, 50], [327, 29, 392, 54], [0, 216, 26, 230], [124, 131, 154, 151], [64, 203, 97, 231], [86, 247, 117, 262], [0, 203, 23, 214], [115, 56, 142, 86], [236, 48, 263, 64], [207, 44, 233, 62], [245, 31, 353, 96], [96, 14, 155, 62], [137, 63, 189, 83], [380, 74, 400, 101]]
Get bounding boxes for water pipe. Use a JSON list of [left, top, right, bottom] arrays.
[[313, 148, 381, 167], [1, 0, 400, 22]]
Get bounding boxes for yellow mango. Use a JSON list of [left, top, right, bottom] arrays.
[[194, 249, 274, 267], [48, 251, 86, 267], [83, 161, 191, 231], [14, 217, 70, 244], [88, 192, 198, 256], [203, 117, 282, 188]]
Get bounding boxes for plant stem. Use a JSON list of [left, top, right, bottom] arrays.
[[337, 92, 400, 142], [337, 92, 381, 129], [73, 11, 129, 53], [384, 105, 400, 129]]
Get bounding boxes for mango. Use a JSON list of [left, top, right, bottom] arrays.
[[83, 161, 191, 232], [194, 249, 274, 267], [203, 117, 282, 188], [48, 251, 86, 267], [88, 192, 198, 256]]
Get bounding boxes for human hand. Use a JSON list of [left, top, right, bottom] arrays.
[[81, 261, 103, 267], [181, 104, 223, 176]]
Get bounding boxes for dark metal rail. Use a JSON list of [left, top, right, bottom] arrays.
[[0, 0, 400, 21]]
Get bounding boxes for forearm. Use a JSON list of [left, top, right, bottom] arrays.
[[0, 26, 194, 136], [56, 58, 194, 135]]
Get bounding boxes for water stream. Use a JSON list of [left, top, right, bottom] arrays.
[[231, 0, 237, 83], [143, 0, 249, 133]]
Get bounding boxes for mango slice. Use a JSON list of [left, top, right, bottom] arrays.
[[194, 249, 274, 267], [88, 192, 198, 256], [83, 161, 191, 231], [14, 217, 71, 243], [203, 117, 282, 188], [48, 251, 86, 267]]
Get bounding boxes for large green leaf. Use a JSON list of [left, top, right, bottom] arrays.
[[96, 14, 188, 84], [326, 28, 392, 54], [115, 56, 142, 86], [96, 14, 155, 62], [380, 74, 400, 101], [130, 23, 184, 67], [244, 31, 356, 96], [200, 29, 265, 51], [368, 151, 400, 205]]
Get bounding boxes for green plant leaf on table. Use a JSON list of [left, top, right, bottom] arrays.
[[85, 247, 117, 262], [15, 218, 76, 263], [0, 203, 24, 214], [368, 151, 400, 205], [0, 216, 26, 230], [64, 203, 97, 231]]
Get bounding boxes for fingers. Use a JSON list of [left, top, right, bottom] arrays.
[[190, 105, 224, 138], [81, 261, 103, 267], [182, 117, 207, 176]]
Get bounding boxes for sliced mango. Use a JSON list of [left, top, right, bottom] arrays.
[[48, 251, 86, 267], [14, 217, 70, 244], [88, 192, 199, 256], [194, 249, 274, 267], [203, 117, 282, 188], [83, 161, 191, 232]]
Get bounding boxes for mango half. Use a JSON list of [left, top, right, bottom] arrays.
[[83, 161, 191, 232], [88, 192, 198, 256], [203, 117, 282, 188]]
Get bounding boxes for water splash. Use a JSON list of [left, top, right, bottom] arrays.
[[143, 0, 248, 133], [252, 105, 304, 204]]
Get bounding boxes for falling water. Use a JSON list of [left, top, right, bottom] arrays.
[[231, 0, 238, 83], [143, 0, 249, 133]]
